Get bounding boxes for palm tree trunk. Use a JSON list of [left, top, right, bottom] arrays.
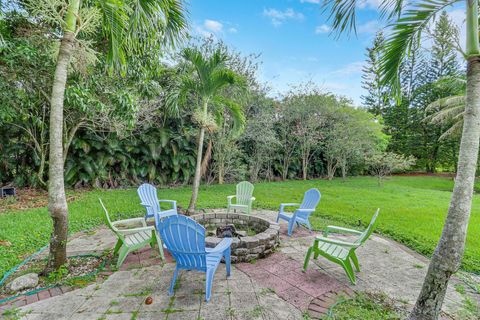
[[188, 99, 209, 214], [45, 0, 79, 272], [45, 32, 75, 271], [408, 56, 480, 319], [187, 127, 205, 214]]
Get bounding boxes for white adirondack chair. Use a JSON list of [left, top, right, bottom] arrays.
[[227, 181, 255, 214]]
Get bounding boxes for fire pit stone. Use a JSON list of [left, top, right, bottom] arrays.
[[191, 212, 280, 263]]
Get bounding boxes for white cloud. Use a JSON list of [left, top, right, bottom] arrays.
[[204, 19, 223, 33], [330, 61, 364, 76], [315, 24, 331, 34], [300, 0, 320, 4], [263, 8, 304, 26], [357, 20, 381, 34], [357, 0, 382, 10], [228, 27, 238, 33]]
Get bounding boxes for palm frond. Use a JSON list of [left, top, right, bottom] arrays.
[[212, 96, 246, 137], [439, 119, 463, 140], [428, 103, 464, 123], [379, 0, 456, 96], [425, 95, 465, 112]]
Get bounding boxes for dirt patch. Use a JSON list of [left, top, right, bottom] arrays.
[[0, 188, 81, 214]]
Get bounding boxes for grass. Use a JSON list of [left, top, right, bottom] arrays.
[[1, 176, 479, 278], [324, 292, 405, 319]]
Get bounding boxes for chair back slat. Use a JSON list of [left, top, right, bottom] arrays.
[[355, 208, 380, 245], [98, 198, 123, 240], [137, 183, 160, 216], [236, 181, 254, 205], [159, 215, 207, 271], [299, 188, 321, 210]]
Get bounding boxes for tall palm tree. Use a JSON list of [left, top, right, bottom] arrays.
[[324, 1, 480, 319], [39, 0, 187, 272], [171, 47, 245, 214]]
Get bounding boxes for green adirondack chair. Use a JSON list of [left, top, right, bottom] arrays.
[[227, 181, 255, 214], [99, 199, 164, 268], [303, 209, 380, 284]]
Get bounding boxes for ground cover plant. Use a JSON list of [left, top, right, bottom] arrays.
[[1, 175, 479, 279]]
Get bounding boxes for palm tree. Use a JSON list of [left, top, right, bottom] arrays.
[[324, 0, 480, 319], [38, 0, 187, 272], [424, 77, 466, 139], [171, 47, 245, 214]]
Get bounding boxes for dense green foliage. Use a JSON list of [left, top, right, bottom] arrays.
[[0, 8, 385, 188], [1, 176, 479, 278], [362, 12, 464, 173]]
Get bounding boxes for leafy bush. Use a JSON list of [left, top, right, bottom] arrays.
[[366, 152, 416, 185]]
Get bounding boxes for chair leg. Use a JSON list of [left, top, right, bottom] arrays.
[[113, 239, 122, 256], [116, 246, 129, 269], [303, 246, 314, 271], [224, 248, 231, 277], [169, 268, 179, 296], [205, 271, 215, 302], [276, 213, 281, 223], [287, 219, 295, 236], [154, 231, 165, 260], [341, 260, 356, 285], [350, 251, 360, 272]]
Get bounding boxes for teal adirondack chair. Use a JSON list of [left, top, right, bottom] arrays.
[[99, 199, 164, 268], [157, 215, 232, 302], [227, 181, 255, 214], [303, 209, 380, 284]]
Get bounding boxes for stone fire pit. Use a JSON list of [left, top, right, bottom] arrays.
[[191, 212, 280, 263]]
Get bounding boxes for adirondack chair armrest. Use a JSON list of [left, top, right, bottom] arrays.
[[325, 226, 362, 235], [206, 238, 233, 254], [296, 208, 315, 213], [115, 225, 155, 235], [227, 195, 236, 205], [315, 236, 359, 248], [279, 203, 300, 213], [113, 217, 147, 227], [158, 200, 177, 210]]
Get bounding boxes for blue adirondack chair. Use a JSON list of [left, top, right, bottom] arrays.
[[276, 188, 321, 236], [157, 215, 232, 302], [137, 183, 177, 224]]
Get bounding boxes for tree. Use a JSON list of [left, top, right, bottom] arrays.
[[324, 0, 480, 318], [27, 0, 187, 272], [171, 47, 245, 214], [281, 85, 330, 180], [366, 152, 415, 185], [361, 31, 389, 116], [323, 105, 386, 180]]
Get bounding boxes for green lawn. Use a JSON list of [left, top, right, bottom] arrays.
[[1, 176, 479, 278]]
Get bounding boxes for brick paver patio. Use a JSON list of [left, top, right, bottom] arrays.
[[1, 209, 479, 319]]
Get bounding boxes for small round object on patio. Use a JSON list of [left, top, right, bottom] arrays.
[[145, 296, 153, 305]]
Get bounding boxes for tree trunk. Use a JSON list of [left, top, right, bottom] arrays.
[[218, 161, 224, 184], [45, 31, 76, 272], [187, 127, 205, 214], [188, 99, 209, 214], [302, 156, 308, 180], [408, 56, 480, 320]]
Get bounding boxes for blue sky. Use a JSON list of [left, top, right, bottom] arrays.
[[188, 0, 386, 105], [188, 0, 466, 105]]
